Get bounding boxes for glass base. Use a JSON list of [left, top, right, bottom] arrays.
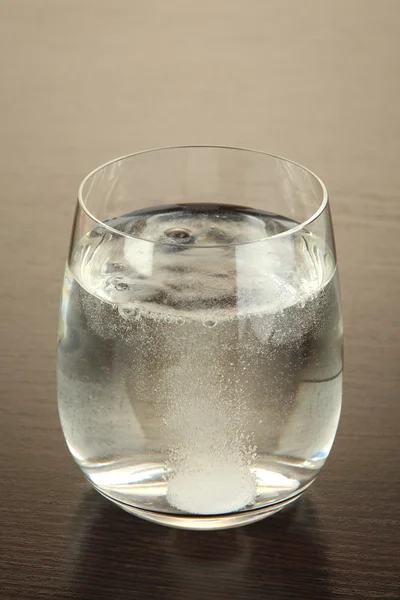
[[94, 486, 310, 530]]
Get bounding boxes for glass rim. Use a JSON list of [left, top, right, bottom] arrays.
[[78, 145, 329, 247]]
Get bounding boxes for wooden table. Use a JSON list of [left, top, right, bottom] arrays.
[[1, 2, 399, 598]]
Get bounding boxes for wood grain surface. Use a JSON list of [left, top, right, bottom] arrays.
[[1, 1, 399, 598]]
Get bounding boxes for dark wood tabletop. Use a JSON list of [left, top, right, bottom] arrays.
[[1, 2, 399, 599]]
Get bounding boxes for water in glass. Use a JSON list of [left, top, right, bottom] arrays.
[[58, 203, 342, 520]]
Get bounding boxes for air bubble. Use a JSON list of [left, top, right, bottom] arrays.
[[203, 319, 217, 328], [111, 262, 125, 272], [165, 227, 191, 241], [118, 306, 139, 320], [114, 280, 129, 291]]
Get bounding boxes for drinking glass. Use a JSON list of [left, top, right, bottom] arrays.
[[57, 146, 343, 530]]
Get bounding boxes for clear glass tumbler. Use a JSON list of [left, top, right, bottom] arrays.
[[58, 146, 343, 530]]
